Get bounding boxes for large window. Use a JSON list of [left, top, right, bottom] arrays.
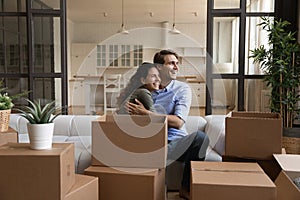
[[206, 0, 281, 115], [0, 0, 67, 112]]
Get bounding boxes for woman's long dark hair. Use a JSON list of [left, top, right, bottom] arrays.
[[117, 62, 158, 107]]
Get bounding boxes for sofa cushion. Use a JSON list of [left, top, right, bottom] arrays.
[[204, 115, 226, 155], [18, 135, 69, 143], [185, 116, 207, 134], [9, 114, 28, 135], [70, 115, 99, 136], [66, 136, 91, 150], [205, 146, 222, 161], [53, 115, 74, 136]]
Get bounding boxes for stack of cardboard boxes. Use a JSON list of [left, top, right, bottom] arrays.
[[85, 115, 167, 200], [191, 112, 300, 200], [0, 143, 98, 200]]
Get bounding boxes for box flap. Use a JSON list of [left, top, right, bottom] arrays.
[[94, 114, 167, 124], [229, 111, 281, 119], [192, 161, 264, 173], [191, 161, 275, 187], [274, 154, 300, 172]]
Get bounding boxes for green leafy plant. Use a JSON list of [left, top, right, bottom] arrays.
[[0, 80, 28, 110], [15, 99, 61, 124], [0, 93, 13, 110], [250, 17, 300, 128]]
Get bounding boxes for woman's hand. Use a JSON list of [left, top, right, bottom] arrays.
[[126, 99, 150, 115]]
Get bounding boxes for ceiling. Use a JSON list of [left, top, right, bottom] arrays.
[[66, 0, 208, 24]]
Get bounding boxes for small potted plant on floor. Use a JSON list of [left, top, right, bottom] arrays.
[[15, 99, 61, 150]]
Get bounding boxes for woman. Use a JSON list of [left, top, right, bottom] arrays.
[[117, 62, 161, 114]]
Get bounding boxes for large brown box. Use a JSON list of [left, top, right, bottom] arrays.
[[222, 148, 285, 181], [64, 174, 98, 200], [222, 155, 282, 181], [0, 143, 75, 200], [85, 166, 165, 200], [0, 127, 18, 146], [225, 112, 282, 159], [191, 161, 276, 200], [91, 114, 167, 168], [274, 154, 300, 200]]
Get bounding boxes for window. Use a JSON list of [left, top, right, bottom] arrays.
[[0, 0, 67, 112], [96, 44, 143, 67], [97, 45, 106, 66], [121, 45, 130, 66], [206, 0, 276, 115], [109, 45, 118, 67], [133, 45, 143, 66]]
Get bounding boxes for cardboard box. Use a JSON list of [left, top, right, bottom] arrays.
[[222, 148, 286, 181], [0, 127, 18, 146], [225, 112, 282, 159], [191, 161, 276, 200], [222, 155, 282, 181], [85, 166, 165, 200], [274, 154, 300, 200], [0, 143, 75, 200], [64, 174, 98, 200], [91, 114, 167, 168]]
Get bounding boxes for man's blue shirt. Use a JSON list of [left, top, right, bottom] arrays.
[[152, 80, 192, 140]]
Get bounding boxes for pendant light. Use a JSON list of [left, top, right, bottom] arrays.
[[117, 0, 129, 34], [169, 0, 181, 34]]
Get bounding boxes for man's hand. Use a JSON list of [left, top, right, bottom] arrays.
[[126, 99, 150, 115]]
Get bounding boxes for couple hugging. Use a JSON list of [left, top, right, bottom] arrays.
[[116, 49, 209, 200]]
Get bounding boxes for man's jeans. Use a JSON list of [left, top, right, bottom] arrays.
[[167, 131, 210, 190]]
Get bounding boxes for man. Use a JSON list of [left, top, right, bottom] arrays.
[[127, 49, 209, 200]]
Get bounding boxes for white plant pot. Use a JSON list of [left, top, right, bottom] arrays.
[[27, 123, 54, 150]]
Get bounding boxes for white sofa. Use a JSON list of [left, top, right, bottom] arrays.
[[9, 114, 226, 187]]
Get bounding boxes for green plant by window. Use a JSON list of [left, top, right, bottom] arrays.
[[250, 17, 300, 128]]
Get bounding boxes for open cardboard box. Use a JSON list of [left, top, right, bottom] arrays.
[[222, 148, 286, 181], [225, 112, 282, 160], [85, 166, 165, 200], [191, 161, 276, 200], [274, 154, 300, 200], [64, 174, 98, 200], [91, 114, 167, 168]]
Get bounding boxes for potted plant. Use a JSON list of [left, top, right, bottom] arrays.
[[250, 17, 300, 153], [0, 80, 28, 132], [15, 99, 61, 150]]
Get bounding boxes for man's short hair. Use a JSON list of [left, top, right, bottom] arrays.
[[153, 49, 179, 64]]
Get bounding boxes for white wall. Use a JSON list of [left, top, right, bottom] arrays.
[[67, 21, 207, 107]]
